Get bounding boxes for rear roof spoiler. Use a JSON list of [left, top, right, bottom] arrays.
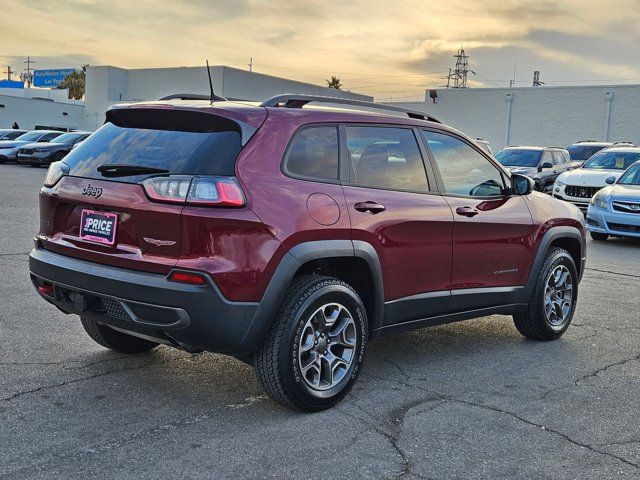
[[260, 94, 441, 123], [106, 104, 258, 146]]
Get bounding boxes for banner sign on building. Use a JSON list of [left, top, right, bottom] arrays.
[[0, 80, 24, 89], [33, 69, 76, 88]]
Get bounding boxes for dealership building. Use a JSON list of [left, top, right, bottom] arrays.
[[2, 64, 640, 154], [394, 84, 640, 150], [0, 65, 372, 132]]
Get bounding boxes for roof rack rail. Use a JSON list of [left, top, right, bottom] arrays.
[[157, 93, 228, 101], [575, 140, 600, 143], [260, 94, 441, 123]]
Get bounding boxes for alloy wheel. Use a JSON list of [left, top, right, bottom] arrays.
[[298, 303, 357, 391], [544, 265, 574, 326]]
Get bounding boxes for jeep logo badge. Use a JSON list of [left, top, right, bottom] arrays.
[[82, 184, 102, 198]]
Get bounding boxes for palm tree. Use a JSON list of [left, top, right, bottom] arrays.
[[58, 65, 88, 100], [326, 76, 343, 90]]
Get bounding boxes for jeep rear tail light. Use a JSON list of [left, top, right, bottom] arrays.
[[141, 176, 245, 207], [141, 176, 192, 204], [44, 161, 70, 187], [187, 177, 245, 207]]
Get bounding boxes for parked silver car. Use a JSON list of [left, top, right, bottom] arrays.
[[586, 160, 640, 240], [0, 130, 63, 163]]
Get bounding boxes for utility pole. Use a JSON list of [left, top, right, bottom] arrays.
[[23, 56, 35, 87], [3, 66, 12, 81], [446, 47, 475, 88], [510, 60, 517, 88], [248, 57, 253, 72]]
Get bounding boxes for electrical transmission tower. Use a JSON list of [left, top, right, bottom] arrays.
[[446, 47, 475, 88], [22, 56, 35, 87]]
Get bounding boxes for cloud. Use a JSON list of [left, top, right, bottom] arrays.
[[0, 0, 638, 99]]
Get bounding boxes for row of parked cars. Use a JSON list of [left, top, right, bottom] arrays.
[[492, 140, 640, 242], [0, 128, 90, 166]]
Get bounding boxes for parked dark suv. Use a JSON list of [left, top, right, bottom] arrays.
[[495, 146, 574, 193], [29, 95, 586, 411]]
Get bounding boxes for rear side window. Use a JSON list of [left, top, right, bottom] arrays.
[[63, 109, 243, 183], [552, 151, 567, 164], [345, 126, 428, 192], [284, 126, 339, 181]]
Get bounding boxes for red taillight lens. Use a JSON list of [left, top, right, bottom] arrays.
[[187, 177, 245, 207], [168, 271, 207, 285], [141, 176, 192, 204], [43, 161, 70, 188], [141, 176, 245, 207]]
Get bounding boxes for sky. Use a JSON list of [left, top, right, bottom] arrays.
[[2, 0, 640, 101]]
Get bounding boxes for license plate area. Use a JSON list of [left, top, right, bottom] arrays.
[[79, 209, 118, 245]]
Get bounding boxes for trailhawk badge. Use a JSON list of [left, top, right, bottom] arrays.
[[143, 237, 177, 247]]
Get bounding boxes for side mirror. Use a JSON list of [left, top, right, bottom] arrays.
[[538, 162, 553, 172], [511, 174, 534, 195], [605, 176, 616, 185]]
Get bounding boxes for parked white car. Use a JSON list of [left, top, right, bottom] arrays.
[[554, 147, 640, 212]]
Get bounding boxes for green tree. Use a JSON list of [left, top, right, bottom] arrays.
[[326, 75, 343, 90], [58, 65, 88, 100]]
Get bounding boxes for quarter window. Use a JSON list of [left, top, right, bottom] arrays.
[[345, 126, 429, 192], [284, 126, 339, 181], [422, 130, 506, 197]]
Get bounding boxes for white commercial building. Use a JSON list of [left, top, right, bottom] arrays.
[[0, 88, 84, 131], [394, 84, 640, 151], [82, 65, 372, 130], [1, 65, 372, 132]]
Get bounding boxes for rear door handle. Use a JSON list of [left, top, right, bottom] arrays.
[[354, 201, 386, 214], [455, 206, 479, 217]]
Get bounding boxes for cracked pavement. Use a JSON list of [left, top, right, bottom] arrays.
[[1, 164, 639, 479]]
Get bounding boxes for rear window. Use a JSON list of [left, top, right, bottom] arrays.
[[63, 109, 243, 183]]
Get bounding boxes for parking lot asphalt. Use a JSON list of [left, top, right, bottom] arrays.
[[1, 163, 639, 479]]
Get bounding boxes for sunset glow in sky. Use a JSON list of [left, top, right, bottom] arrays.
[[2, 0, 640, 100]]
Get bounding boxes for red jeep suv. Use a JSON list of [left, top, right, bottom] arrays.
[[30, 94, 586, 411]]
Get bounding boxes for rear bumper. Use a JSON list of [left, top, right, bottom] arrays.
[[29, 247, 263, 356]]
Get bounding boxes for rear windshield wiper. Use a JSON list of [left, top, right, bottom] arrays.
[[97, 164, 170, 177]]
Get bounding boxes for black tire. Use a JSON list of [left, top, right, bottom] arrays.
[[590, 232, 609, 241], [80, 315, 159, 353], [513, 247, 578, 341], [254, 275, 368, 412], [534, 181, 543, 192]]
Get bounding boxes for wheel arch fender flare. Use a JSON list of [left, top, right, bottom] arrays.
[[521, 226, 585, 303], [241, 240, 385, 352]]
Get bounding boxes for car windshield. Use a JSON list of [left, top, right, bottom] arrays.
[[15, 131, 46, 142], [495, 149, 541, 167], [582, 151, 640, 170], [567, 145, 607, 161], [52, 133, 85, 143], [1, 131, 25, 140], [617, 163, 640, 185]]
